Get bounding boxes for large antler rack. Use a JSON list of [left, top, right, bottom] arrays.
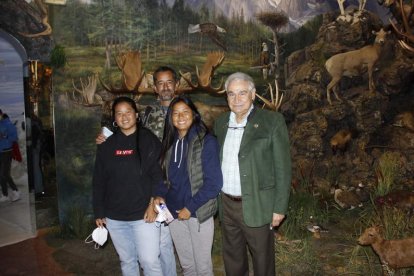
[[71, 74, 103, 107], [178, 51, 225, 94], [255, 80, 284, 112], [100, 50, 154, 95]]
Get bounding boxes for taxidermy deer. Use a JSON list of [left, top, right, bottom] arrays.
[[324, 28, 390, 105], [358, 226, 414, 275]]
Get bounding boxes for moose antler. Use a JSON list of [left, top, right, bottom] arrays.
[[256, 80, 284, 111], [72, 74, 102, 106], [19, 0, 52, 38], [179, 51, 225, 94], [100, 50, 153, 94]]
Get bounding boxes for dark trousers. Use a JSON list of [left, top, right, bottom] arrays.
[[221, 194, 275, 276], [0, 150, 18, 196]]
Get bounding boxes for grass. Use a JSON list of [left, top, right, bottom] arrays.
[[374, 151, 401, 197]]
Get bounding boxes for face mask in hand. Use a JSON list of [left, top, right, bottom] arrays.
[[85, 226, 108, 249]]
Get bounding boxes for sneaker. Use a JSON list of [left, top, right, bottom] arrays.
[[10, 190, 20, 202], [0, 195, 9, 203]]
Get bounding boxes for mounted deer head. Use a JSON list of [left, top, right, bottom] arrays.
[[256, 80, 284, 111], [179, 51, 225, 94], [72, 74, 103, 106]]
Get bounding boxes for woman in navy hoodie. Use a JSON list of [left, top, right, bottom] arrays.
[[154, 95, 223, 276]]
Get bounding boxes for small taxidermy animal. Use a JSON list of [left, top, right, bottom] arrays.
[[393, 111, 414, 132], [330, 129, 357, 155]]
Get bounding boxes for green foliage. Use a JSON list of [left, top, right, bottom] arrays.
[[374, 151, 401, 196], [281, 191, 328, 240], [50, 45, 67, 69]]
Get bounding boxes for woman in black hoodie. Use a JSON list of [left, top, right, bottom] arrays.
[[93, 96, 163, 276]]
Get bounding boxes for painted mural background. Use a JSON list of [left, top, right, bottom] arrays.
[[51, 0, 278, 224]]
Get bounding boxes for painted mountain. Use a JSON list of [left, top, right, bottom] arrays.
[[163, 0, 389, 29]]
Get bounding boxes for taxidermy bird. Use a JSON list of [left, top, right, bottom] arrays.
[[334, 185, 362, 210], [355, 182, 370, 203], [188, 22, 227, 51]]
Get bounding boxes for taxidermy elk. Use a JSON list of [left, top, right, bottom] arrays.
[[324, 28, 390, 105]]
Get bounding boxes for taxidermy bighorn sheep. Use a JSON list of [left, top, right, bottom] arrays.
[[324, 28, 390, 105]]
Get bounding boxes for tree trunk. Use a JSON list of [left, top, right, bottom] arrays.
[[272, 30, 280, 80], [105, 39, 111, 69]]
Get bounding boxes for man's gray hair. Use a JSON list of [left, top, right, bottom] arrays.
[[224, 72, 255, 92]]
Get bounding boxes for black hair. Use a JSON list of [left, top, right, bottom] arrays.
[[111, 96, 142, 170], [153, 66, 178, 83], [159, 95, 208, 175]]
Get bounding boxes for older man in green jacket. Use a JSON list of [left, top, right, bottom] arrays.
[[213, 72, 291, 276]]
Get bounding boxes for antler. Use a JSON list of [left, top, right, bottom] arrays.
[[72, 74, 102, 106], [19, 0, 52, 38], [390, 0, 414, 52], [179, 51, 225, 94], [100, 50, 153, 94], [256, 80, 284, 111]]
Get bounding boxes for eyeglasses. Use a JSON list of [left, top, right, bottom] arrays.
[[227, 126, 245, 130]]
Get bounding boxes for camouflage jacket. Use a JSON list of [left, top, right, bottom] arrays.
[[140, 104, 168, 141]]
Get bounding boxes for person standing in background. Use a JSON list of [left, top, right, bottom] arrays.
[[0, 109, 21, 202]]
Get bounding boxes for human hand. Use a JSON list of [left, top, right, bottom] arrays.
[[271, 213, 285, 228], [153, 197, 165, 213], [144, 202, 157, 222], [95, 218, 106, 228], [95, 133, 106, 145], [176, 207, 191, 220]]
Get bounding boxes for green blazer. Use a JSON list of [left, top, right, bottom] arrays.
[[213, 107, 292, 227]]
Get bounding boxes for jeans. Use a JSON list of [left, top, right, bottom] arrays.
[[159, 223, 177, 276], [106, 218, 163, 276]]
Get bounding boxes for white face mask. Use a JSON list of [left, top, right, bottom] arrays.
[[155, 203, 174, 226], [85, 227, 108, 248]]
